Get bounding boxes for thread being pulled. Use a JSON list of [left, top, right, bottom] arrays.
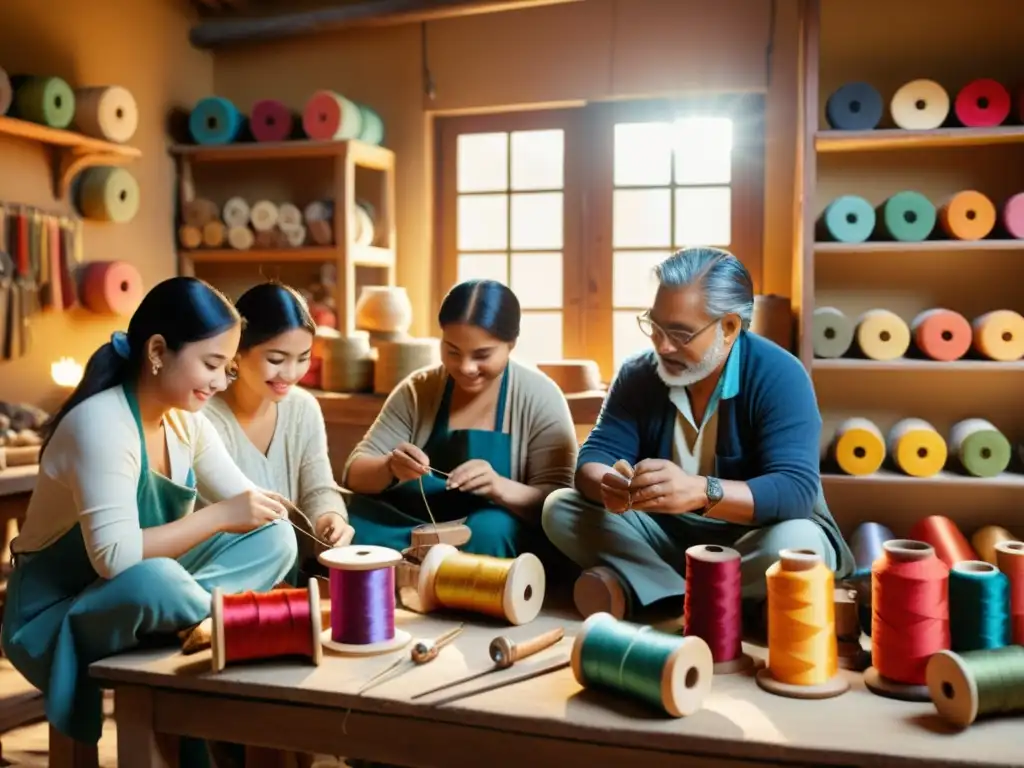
[[872, 540, 950, 685]]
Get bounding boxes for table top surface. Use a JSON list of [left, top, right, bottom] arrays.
[[90, 606, 1021, 767]]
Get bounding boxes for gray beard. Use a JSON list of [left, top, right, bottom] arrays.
[[655, 323, 727, 388]]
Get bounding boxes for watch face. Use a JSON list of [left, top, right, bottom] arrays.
[[708, 477, 724, 502]]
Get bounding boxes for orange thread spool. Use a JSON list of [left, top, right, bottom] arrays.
[[909, 515, 977, 568], [995, 541, 1024, 645], [210, 579, 323, 673]]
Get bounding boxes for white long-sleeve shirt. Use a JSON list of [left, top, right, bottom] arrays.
[[14, 385, 256, 579]]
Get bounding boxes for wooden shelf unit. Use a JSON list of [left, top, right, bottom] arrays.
[[0, 115, 141, 200], [171, 138, 397, 335], [795, 0, 1024, 535]]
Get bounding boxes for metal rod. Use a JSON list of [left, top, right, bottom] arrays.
[[428, 659, 571, 707]]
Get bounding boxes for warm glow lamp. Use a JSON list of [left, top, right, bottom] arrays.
[[51, 357, 83, 388]]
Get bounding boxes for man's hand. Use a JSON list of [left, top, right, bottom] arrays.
[[627, 459, 708, 515], [600, 469, 632, 514]]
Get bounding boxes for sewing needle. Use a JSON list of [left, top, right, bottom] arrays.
[[410, 627, 565, 700], [357, 625, 465, 695]]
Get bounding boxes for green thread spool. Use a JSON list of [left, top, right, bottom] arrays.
[[570, 612, 713, 717], [949, 561, 1009, 652], [926, 646, 1024, 728]]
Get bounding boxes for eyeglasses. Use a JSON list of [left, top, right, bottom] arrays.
[[636, 312, 719, 347]]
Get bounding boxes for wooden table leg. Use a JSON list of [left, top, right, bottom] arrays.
[[48, 724, 99, 768], [115, 686, 178, 768]]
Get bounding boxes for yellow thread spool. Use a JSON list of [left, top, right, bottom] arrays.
[[756, 549, 850, 699], [887, 418, 947, 478], [830, 417, 885, 476], [414, 543, 546, 625], [973, 526, 1017, 566]]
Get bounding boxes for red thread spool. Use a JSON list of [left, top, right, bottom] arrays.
[[866, 540, 950, 700], [683, 544, 753, 674], [954, 79, 1011, 128], [909, 515, 977, 568], [211, 578, 323, 673]]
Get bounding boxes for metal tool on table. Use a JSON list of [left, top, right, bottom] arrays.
[[410, 626, 566, 700], [357, 624, 465, 695]]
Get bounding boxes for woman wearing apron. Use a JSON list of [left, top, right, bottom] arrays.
[[343, 279, 578, 559], [203, 282, 353, 584], [1, 277, 298, 755]]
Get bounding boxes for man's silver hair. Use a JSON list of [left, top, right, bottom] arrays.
[[654, 247, 754, 330]]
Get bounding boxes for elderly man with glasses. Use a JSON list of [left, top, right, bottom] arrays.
[[542, 247, 854, 624]]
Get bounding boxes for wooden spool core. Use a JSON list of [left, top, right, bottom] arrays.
[[416, 543, 546, 625], [210, 578, 323, 674]]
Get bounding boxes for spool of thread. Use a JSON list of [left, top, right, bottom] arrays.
[[682, 545, 753, 674], [949, 561, 1009, 652], [178, 225, 202, 250], [910, 308, 972, 362], [202, 221, 226, 248], [570, 612, 713, 717], [321, 332, 374, 393], [415, 543, 546, 625], [817, 195, 875, 243], [938, 190, 996, 241], [79, 261, 144, 317], [994, 541, 1024, 645], [811, 306, 854, 359], [973, 526, 1017, 566], [303, 90, 364, 141], [971, 310, 1024, 362], [927, 646, 1024, 728], [890, 79, 950, 130], [357, 104, 385, 145], [374, 339, 440, 394], [317, 545, 412, 655], [76, 167, 140, 223], [12, 75, 75, 128], [1002, 193, 1024, 239], [873, 192, 936, 242], [182, 198, 219, 228], [854, 309, 911, 361], [0, 67, 12, 115], [756, 549, 850, 699], [909, 515, 977, 568], [72, 86, 139, 144], [948, 419, 1011, 478], [226, 226, 253, 251], [189, 96, 245, 145], [210, 578, 323, 673], [222, 197, 251, 228], [277, 203, 303, 231], [850, 521, 895, 579], [866, 540, 950, 701], [823, 82, 883, 130], [250, 200, 279, 232], [830, 418, 886, 476], [250, 99, 299, 143], [887, 418, 946, 478], [954, 79, 1011, 128]]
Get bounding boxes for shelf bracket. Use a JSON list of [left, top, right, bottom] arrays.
[[52, 146, 138, 201]]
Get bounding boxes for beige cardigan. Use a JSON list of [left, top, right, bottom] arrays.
[[343, 360, 578, 494]]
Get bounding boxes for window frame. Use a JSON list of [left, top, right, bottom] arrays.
[[434, 95, 765, 381]]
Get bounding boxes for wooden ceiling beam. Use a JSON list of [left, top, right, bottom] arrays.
[[188, 0, 585, 49]]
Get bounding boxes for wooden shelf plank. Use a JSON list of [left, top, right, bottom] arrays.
[[182, 247, 336, 264], [813, 358, 1024, 372], [169, 139, 394, 165], [822, 470, 1024, 490], [0, 115, 141, 158], [815, 240, 1024, 253], [815, 126, 1024, 153], [353, 245, 395, 267]]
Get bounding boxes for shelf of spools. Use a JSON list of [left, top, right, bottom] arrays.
[[795, 3, 1024, 539]]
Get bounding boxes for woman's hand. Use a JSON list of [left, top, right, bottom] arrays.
[[316, 513, 355, 546], [209, 489, 288, 533], [447, 459, 504, 501], [387, 442, 431, 483]]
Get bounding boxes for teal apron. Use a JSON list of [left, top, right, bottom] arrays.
[[348, 368, 529, 558], [1, 386, 212, 760]]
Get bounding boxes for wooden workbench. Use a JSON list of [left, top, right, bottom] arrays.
[[89, 607, 1020, 768]]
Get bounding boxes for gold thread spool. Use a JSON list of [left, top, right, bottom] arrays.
[[854, 309, 911, 361], [972, 526, 1017, 566], [414, 543, 545, 625], [756, 549, 850, 699], [971, 310, 1024, 362], [830, 417, 885, 476], [887, 418, 947, 478]]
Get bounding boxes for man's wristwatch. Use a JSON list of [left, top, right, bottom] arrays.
[[703, 476, 724, 514]]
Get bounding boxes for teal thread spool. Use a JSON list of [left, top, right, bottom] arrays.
[[570, 612, 713, 717], [926, 646, 1024, 728], [949, 561, 1009, 652]]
